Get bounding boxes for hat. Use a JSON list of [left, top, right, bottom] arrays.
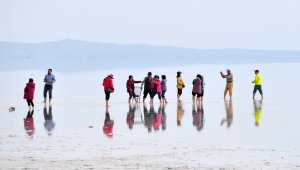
[[177, 71, 182, 74], [108, 74, 114, 79]]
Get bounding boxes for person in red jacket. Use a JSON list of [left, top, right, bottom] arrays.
[[24, 78, 35, 109], [126, 75, 142, 103], [103, 74, 114, 107]]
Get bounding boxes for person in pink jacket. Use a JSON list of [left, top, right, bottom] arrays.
[[150, 75, 162, 104], [24, 78, 35, 109], [103, 74, 114, 107]]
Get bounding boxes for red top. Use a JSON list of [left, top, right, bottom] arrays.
[[103, 77, 114, 91], [24, 82, 35, 100], [126, 79, 141, 92]]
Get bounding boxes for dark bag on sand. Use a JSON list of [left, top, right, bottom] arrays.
[[107, 88, 114, 93]]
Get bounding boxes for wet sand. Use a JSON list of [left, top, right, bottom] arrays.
[[1, 63, 300, 169]]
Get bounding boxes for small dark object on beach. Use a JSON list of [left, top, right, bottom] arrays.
[[9, 107, 15, 112]]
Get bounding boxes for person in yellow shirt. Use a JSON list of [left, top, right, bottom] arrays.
[[176, 71, 185, 101], [252, 70, 263, 101]]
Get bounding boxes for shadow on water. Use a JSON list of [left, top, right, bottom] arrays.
[[44, 105, 55, 136], [192, 103, 204, 132], [24, 109, 35, 137], [221, 100, 234, 128], [103, 106, 114, 137], [177, 101, 184, 126], [253, 100, 263, 127]]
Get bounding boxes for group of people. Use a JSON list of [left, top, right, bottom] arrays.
[[101, 69, 263, 107], [23, 68, 264, 108]]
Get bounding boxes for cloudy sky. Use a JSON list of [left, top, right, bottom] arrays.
[[1, 0, 299, 50]]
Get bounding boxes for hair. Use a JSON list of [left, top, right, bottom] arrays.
[[129, 75, 133, 79], [148, 72, 152, 76], [154, 75, 159, 79], [255, 70, 259, 73], [177, 72, 181, 78], [162, 75, 166, 79], [29, 78, 34, 82], [48, 69, 52, 72]]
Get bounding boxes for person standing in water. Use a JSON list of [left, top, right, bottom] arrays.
[[150, 75, 162, 104], [103, 74, 114, 107], [252, 70, 263, 101], [141, 72, 153, 103], [176, 71, 185, 102], [161, 75, 168, 104], [24, 78, 35, 110], [192, 74, 204, 105], [220, 69, 233, 100], [126, 75, 142, 103], [43, 69, 56, 104]]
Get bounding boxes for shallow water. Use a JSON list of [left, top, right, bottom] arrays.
[[0, 63, 300, 169]]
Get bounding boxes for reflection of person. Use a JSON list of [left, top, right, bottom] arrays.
[[43, 69, 56, 104], [177, 101, 184, 126], [161, 104, 167, 130], [220, 69, 233, 100], [126, 75, 142, 103], [221, 100, 233, 128], [153, 105, 162, 131], [126, 104, 136, 129], [24, 78, 35, 109], [176, 71, 185, 101], [192, 104, 204, 131], [252, 70, 263, 101], [44, 105, 55, 136], [143, 104, 151, 132], [142, 72, 153, 103], [102, 74, 114, 107], [103, 107, 114, 137], [24, 110, 35, 137], [253, 101, 263, 126]]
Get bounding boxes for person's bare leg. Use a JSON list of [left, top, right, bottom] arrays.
[[106, 100, 110, 107], [224, 88, 228, 100], [192, 96, 195, 105], [229, 91, 232, 101], [253, 92, 256, 100]]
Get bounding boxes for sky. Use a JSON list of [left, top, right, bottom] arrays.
[[1, 0, 300, 50]]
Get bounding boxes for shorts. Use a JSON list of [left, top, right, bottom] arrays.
[[225, 82, 233, 93], [151, 92, 162, 99], [105, 91, 111, 100], [128, 91, 136, 99], [143, 89, 152, 98], [192, 92, 203, 97], [177, 88, 182, 95], [162, 90, 167, 98], [253, 85, 263, 94]]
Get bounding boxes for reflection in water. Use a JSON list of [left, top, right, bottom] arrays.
[[177, 101, 184, 126], [221, 100, 233, 128], [126, 104, 144, 129], [192, 104, 204, 131], [253, 100, 263, 127], [103, 107, 114, 137], [24, 109, 35, 137], [44, 105, 55, 136], [142, 104, 165, 132], [161, 104, 167, 130]]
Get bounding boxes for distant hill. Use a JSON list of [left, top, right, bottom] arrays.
[[0, 39, 299, 71]]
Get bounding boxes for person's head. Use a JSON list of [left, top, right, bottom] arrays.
[[227, 69, 231, 74], [177, 71, 182, 77], [196, 74, 201, 79], [129, 75, 133, 80], [108, 74, 114, 79], [48, 69, 52, 74], [29, 78, 34, 83], [148, 72, 152, 77], [255, 70, 259, 74], [162, 75, 166, 80], [154, 75, 159, 79]]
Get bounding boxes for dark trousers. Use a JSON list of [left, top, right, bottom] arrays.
[[44, 84, 53, 98], [26, 100, 34, 107]]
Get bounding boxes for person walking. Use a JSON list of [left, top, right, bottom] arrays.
[[103, 74, 114, 107], [220, 69, 233, 100], [141, 72, 153, 103], [150, 75, 162, 104], [24, 78, 35, 109], [192, 74, 204, 105], [161, 75, 168, 104], [126, 75, 142, 103], [176, 71, 185, 102], [43, 69, 56, 104], [252, 70, 263, 101]]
